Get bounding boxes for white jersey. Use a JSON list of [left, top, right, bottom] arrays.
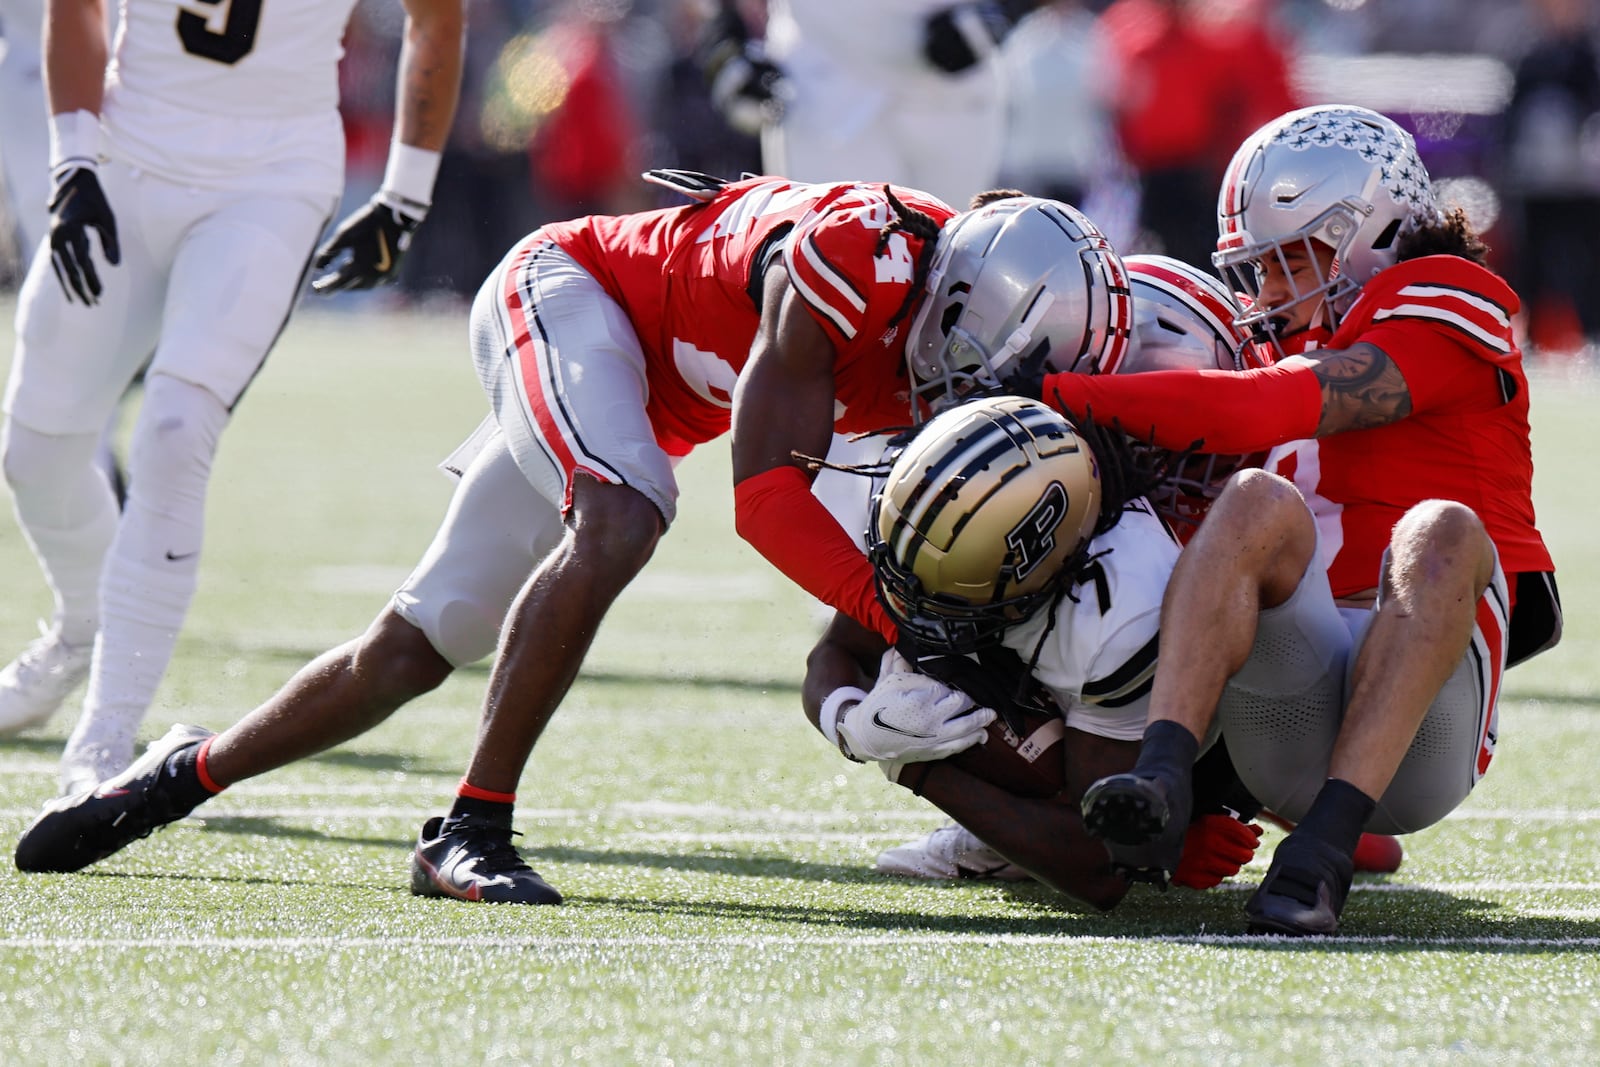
[[100, 0, 356, 195], [766, 0, 990, 80], [1003, 500, 1180, 741]]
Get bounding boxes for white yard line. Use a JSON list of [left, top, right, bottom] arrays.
[[6, 800, 1600, 825], [1, 933, 1597, 951]]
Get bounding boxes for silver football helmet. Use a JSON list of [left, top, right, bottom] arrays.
[[868, 395, 1103, 653], [1119, 254, 1268, 532], [1213, 105, 1439, 343], [905, 197, 1132, 416], [1119, 253, 1267, 375]]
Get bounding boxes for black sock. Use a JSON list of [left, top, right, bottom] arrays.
[[1294, 779, 1376, 857], [163, 743, 221, 812], [447, 795, 514, 829], [1132, 720, 1200, 787]]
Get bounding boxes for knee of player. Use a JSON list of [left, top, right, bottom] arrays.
[[128, 376, 229, 472], [1203, 468, 1312, 544], [568, 482, 665, 569], [1391, 500, 1494, 583], [357, 610, 458, 699], [0, 422, 41, 493]]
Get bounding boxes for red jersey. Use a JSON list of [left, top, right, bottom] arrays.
[[540, 177, 953, 454], [1265, 256, 1554, 597]]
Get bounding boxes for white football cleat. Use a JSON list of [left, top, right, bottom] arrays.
[[875, 823, 1031, 882], [0, 627, 94, 735], [59, 720, 139, 797]]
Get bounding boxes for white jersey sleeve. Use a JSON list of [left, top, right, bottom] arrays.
[[1002, 502, 1180, 741]]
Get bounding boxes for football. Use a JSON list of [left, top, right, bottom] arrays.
[[944, 705, 1068, 799]]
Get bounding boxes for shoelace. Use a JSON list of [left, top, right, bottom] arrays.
[[447, 819, 534, 876]]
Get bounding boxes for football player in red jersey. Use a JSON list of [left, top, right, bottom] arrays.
[[12, 173, 944, 897], [13, 181, 1130, 907], [1023, 105, 1561, 935]]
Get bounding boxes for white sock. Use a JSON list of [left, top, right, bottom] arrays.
[[73, 375, 229, 741], [82, 556, 199, 735], [0, 420, 118, 646]]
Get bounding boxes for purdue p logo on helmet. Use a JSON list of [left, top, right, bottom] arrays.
[[869, 395, 1103, 653]]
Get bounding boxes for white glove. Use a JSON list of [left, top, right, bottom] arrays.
[[837, 671, 996, 765]]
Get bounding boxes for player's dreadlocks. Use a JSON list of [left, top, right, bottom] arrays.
[[877, 185, 944, 331]]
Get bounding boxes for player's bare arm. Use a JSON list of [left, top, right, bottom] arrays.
[[917, 739, 1135, 911], [1305, 342, 1413, 436], [394, 0, 466, 151], [44, 0, 109, 114], [730, 267, 839, 483], [801, 613, 886, 733]]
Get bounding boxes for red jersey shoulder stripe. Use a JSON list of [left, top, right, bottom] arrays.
[[787, 229, 867, 341], [1371, 282, 1513, 354]]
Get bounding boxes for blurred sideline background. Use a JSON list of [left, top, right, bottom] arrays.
[[2, 0, 1597, 361]]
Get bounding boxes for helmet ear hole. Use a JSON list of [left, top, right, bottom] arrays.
[[939, 300, 964, 336], [1372, 218, 1401, 252]]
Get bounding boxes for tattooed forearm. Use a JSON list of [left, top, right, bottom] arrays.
[[1310, 343, 1412, 435]]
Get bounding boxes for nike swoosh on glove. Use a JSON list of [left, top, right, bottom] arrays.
[[837, 671, 996, 764], [1171, 812, 1264, 890], [48, 167, 121, 305], [312, 195, 423, 293]]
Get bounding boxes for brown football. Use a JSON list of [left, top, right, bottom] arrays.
[[944, 705, 1069, 799]]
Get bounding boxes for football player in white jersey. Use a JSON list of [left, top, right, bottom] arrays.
[[699, 0, 1036, 541], [701, 0, 1029, 210], [0, 0, 465, 794], [803, 395, 1265, 909]]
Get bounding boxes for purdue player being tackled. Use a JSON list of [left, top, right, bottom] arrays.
[[804, 395, 1273, 908]]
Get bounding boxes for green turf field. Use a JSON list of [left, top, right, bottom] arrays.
[[1, 300, 1596, 1064]]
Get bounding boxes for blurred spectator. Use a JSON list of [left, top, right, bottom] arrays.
[[1101, 0, 1299, 268], [644, 0, 762, 186], [0, 0, 48, 287], [1500, 0, 1600, 356], [397, 0, 536, 301], [528, 2, 651, 218], [997, 0, 1136, 247]]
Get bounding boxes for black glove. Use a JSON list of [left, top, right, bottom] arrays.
[[311, 195, 423, 293], [999, 339, 1053, 401], [707, 47, 785, 136], [923, 2, 1014, 75], [48, 166, 121, 305], [697, 5, 786, 136]]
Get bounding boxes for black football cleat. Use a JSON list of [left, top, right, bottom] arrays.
[[1245, 832, 1355, 936], [15, 723, 214, 873], [409, 815, 563, 905], [1081, 771, 1191, 884]]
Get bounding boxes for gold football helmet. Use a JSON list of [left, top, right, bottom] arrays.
[[869, 395, 1104, 653]]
